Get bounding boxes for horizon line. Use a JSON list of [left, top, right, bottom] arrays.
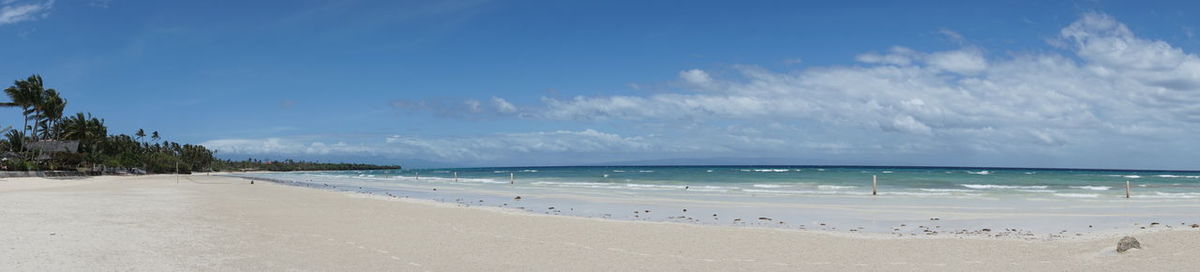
[[399, 164, 1200, 173]]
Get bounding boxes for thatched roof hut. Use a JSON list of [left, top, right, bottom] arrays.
[[26, 140, 80, 153]]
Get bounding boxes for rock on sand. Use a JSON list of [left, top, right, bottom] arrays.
[[1117, 236, 1141, 253]]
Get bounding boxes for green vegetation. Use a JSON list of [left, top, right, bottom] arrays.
[[0, 74, 399, 174]]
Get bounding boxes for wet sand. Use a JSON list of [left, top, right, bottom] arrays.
[[1, 174, 1197, 271]]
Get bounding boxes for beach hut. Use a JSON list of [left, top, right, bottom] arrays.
[[25, 140, 80, 154], [24, 140, 80, 161]]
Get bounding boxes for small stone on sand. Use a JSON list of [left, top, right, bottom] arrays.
[[1117, 236, 1141, 253]]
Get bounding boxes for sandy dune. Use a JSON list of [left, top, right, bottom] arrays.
[[1, 175, 1196, 271]]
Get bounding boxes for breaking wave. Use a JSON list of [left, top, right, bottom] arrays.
[[961, 184, 1047, 189]]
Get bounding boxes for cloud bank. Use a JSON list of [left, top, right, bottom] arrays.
[[535, 13, 1200, 154], [202, 129, 671, 165], [209, 13, 1200, 168], [0, 0, 53, 25]]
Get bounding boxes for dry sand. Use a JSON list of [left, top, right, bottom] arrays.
[[1, 174, 1196, 271]]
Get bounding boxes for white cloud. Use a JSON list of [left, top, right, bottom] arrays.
[[393, 96, 521, 118], [463, 99, 482, 113], [0, 0, 53, 25], [939, 28, 966, 44], [491, 96, 517, 113], [202, 129, 664, 163], [522, 13, 1200, 158], [885, 115, 932, 135], [382, 129, 656, 160], [202, 124, 937, 166], [1062, 13, 1200, 91], [200, 138, 377, 156], [855, 46, 918, 65], [236, 13, 1200, 168], [856, 45, 988, 74], [925, 49, 988, 74], [679, 69, 713, 87]]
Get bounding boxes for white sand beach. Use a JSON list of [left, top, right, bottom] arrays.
[[1, 174, 1197, 271]]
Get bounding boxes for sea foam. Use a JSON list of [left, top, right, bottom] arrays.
[[1105, 174, 1141, 179], [817, 185, 857, 190], [752, 184, 788, 188], [747, 169, 790, 172], [919, 188, 976, 192], [1155, 174, 1200, 179], [880, 191, 951, 196], [1137, 192, 1200, 199], [742, 189, 870, 196], [1054, 193, 1100, 198], [961, 184, 1047, 189]]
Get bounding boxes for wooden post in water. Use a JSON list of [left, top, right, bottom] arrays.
[[510, 173, 515, 184], [454, 172, 458, 182], [872, 175, 878, 196], [1125, 180, 1131, 198]]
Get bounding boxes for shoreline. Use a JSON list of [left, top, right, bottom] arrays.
[[2, 175, 1197, 270], [232, 172, 1200, 240], [299, 179, 1182, 242]]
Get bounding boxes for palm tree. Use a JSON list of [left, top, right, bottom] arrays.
[[151, 131, 160, 142], [3, 78, 27, 134], [4, 75, 45, 138], [135, 129, 145, 142], [60, 113, 106, 153], [35, 89, 66, 140], [3, 129, 23, 153], [87, 116, 107, 151]]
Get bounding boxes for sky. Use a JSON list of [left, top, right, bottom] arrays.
[[4, 1, 1200, 169]]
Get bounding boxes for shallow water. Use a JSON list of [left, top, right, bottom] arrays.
[[233, 166, 1200, 238]]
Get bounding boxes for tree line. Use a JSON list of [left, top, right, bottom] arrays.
[[1, 74, 400, 173]]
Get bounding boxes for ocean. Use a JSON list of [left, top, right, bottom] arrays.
[[233, 166, 1200, 238]]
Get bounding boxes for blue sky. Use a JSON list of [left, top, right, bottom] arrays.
[[4, 1, 1200, 169]]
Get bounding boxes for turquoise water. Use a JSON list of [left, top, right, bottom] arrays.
[[288, 166, 1200, 199], [235, 166, 1200, 237]]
